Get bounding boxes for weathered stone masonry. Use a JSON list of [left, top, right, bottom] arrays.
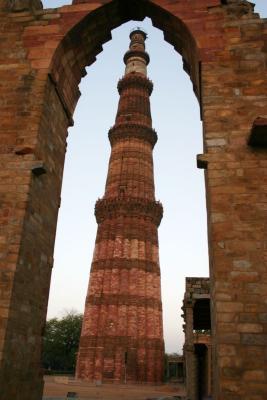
[[0, 1, 266, 399], [183, 278, 212, 400]]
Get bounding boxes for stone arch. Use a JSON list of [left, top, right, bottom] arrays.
[[49, 0, 201, 120], [0, 1, 266, 400]]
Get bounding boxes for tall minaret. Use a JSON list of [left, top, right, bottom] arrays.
[[76, 29, 164, 383]]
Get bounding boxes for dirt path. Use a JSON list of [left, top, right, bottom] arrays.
[[43, 376, 186, 400]]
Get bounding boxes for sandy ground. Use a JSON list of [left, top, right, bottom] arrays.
[[43, 376, 186, 399]]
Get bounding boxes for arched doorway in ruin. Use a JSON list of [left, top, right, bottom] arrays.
[[0, 1, 266, 399]]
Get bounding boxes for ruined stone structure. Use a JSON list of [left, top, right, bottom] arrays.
[[0, 1, 266, 399], [165, 354, 184, 383], [75, 29, 164, 383], [182, 278, 212, 400]]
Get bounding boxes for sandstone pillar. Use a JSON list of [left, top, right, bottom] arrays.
[[184, 304, 198, 400]]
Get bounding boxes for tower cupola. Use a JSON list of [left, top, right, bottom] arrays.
[[124, 28, 150, 76]]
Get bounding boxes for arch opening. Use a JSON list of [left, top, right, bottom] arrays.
[[50, 0, 201, 122], [41, 0, 209, 362], [47, 13, 208, 365]]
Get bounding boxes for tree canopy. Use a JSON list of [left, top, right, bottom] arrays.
[[42, 311, 83, 373]]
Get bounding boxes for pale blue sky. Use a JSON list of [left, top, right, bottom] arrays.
[[43, 0, 267, 353]]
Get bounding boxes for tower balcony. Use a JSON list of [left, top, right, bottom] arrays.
[[95, 196, 163, 226], [117, 73, 153, 95], [108, 123, 158, 148]]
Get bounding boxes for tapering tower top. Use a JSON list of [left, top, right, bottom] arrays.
[[123, 28, 150, 76]]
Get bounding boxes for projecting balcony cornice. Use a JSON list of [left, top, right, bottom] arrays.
[[108, 123, 158, 148], [95, 196, 163, 226], [123, 49, 150, 66], [117, 73, 153, 95]]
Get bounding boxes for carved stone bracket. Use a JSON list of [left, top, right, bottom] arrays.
[[197, 153, 209, 169], [118, 74, 153, 95], [95, 196, 163, 226], [108, 123, 158, 148]]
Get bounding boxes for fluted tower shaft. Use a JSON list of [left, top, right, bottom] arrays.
[[76, 29, 164, 383]]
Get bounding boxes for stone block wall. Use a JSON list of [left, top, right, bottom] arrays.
[[184, 277, 210, 300]]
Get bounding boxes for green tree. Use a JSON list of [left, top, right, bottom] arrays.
[[42, 311, 83, 373]]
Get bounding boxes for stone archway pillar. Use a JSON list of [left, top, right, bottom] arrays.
[[184, 303, 198, 400], [0, 8, 71, 399], [207, 344, 212, 397]]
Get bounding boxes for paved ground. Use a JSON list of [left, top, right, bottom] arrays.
[[43, 376, 186, 400]]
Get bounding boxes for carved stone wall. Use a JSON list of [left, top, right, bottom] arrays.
[[2, 0, 43, 11]]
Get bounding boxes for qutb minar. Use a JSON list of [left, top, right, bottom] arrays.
[[76, 29, 164, 383]]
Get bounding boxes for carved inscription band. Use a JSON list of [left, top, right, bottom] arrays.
[[91, 259, 160, 274], [86, 293, 162, 310], [79, 335, 164, 350]]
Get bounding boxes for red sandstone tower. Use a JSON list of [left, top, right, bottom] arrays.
[[76, 29, 164, 383]]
